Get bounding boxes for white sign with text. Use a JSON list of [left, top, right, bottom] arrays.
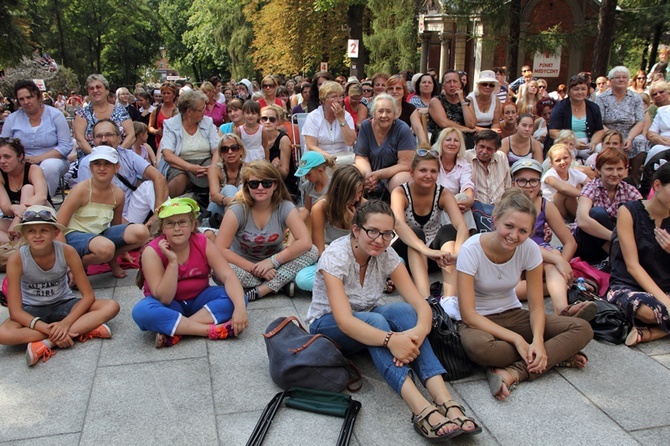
[[533, 49, 562, 78]]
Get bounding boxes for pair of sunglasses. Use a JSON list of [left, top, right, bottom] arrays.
[[221, 144, 242, 153], [248, 179, 276, 189], [23, 209, 56, 223]]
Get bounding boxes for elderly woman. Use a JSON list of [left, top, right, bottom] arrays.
[[302, 81, 356, 164], [158, 90, 220, 197], [409, 73, 439, 111], [74, 74, 134, 155], [596, 66, 647, 184], [115, 87, 140, 121], [427, 70, 476, 147], [386, 74, 428, 145], [0, 80, 71, 198], [354, 93, 416, 198], [547, 74, 604, 158], [467, 70, 501, 132], [643, 81, 670, 163], [200, 81, 227, 128]]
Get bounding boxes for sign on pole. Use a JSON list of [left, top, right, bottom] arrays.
[[533, 49, 562, 78], [33, 79, 46, 91], [320, 62, 328, 72], [347, 40, 359, 59]]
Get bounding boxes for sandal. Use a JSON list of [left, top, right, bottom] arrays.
[[560, 301, 597, 322], [411, 405, 463, 442], [383, 279, 395, 294], [625, 326, 649, 347], [435, 400, 482, 436], [486, 368, 518, 400], [557, 351, 589, 368]]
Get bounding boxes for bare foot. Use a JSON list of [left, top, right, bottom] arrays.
[[108, 259, 127, 278]]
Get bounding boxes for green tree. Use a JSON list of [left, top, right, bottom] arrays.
[[0, 0, 34, 67]]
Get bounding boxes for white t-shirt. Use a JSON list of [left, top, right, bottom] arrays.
[[541, 167, 588, 202], [302, 106, 355, 155], [456, 234, 542, 316]]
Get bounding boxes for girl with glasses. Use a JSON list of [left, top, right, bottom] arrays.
[[457, 188, 593, 401], [132, 197, 248, 348], [306, 200, 483, 442], [216, 160, 318, 301], [390, 149, 469, 299], [207, 134, 247, 218]]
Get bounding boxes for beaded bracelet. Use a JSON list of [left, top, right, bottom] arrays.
[[270, 254, 281, 269], [383, 331, 393, 347]]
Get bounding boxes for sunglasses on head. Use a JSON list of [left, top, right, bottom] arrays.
[[23, 209, 56, 223], [261, 116, 277, 123], [416, 148, 440, 157], [248, 179, 276, 189], [221, 144, 242, 152]]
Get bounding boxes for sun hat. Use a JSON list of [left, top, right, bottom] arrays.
[[89, 145, 119, 164], [511, 158, 543, 176], [475, 70, 499, 86], [294, 151, 327, 177], [156, 197, 199, 219], [14, 205, 66, 233]]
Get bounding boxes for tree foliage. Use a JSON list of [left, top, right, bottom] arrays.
[[363, 0, 418, 75]]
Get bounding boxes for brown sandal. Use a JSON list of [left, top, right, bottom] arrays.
[[411, 405, 462, 442], [557, 351, 588, 368], [625, 326, 649, 347], [435, 400, 482, 436]]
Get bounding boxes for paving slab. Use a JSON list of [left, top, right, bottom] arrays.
[[557, 339, 670, 431], [631, 426, 670, 446], [2, 433, 81, 446], [80, 358, 218, 445]]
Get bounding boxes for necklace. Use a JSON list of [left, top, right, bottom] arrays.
[[489, 235, 505, 280]]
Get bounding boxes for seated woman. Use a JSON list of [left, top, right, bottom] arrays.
[[391, 149, 469, 299], [0, 138, 49, 242], [295, 165, 365, 291], [159, 90, 220, 197], [57, 146, 150, 278], [500, 113, 544, 166], [499, 101, 518, 139], [607, 162, 670, 346], [574, 148, 642, 264], [354, 93, 416, 199], [542, 143, 589, 221], [132, 198, 248, 348], [516, 81, 540, 117], [510, 159, 595, 320], [215, 160, 318, 301], [262, 105, 298, 200], [219, 98, 243, 134], [457, 189, 593, 400], [306, 200, 482, 442], [207, 133, 246, 218], [302, 81, 356, 164], [386, 74, 428, 145], [645, 101, 670, 163], [466, 70, 501, 133], [534, 98, 556, 144]]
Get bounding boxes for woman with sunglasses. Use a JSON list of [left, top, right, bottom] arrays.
[[306, 200, 482, 442], [390, 149, 469, 299], [629, 70, 648, 95], [466, 71, 502, 133], [216, 160, 318, 301], [0, 138, 50, 242], [132, 197, 247, 348], [258, 76, 285, 109], [643, 81, 670, 164], [207, 134, 246, 218], [262, 105, 299, 200]]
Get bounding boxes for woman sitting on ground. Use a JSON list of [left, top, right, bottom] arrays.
[[391, 149, 469, 299], [499, 101, 518, 139], [207, 133, 246, 218], [457, 189, 593, 400], [500, 113, 543, 166], [132, 197, 247, 348], [607, 162, 670, 346], [306, 200, 482, 442], [215, 160, 318, 301]]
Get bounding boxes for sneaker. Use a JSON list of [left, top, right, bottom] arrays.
[[155, 333, 181, 348], [245, 287, 260, 302], [78, 324, 112, 342], [209, 321, 236, 340], [282, 281, 295, 297], [26, 341, 56, 366]]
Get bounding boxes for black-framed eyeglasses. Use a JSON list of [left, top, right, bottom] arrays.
[[221, 144, 242, 152], [514, 178, 540, 187], [23, 209, 56, 223], [479, 83, 495, 88], [360, 225, 396, 242], [163, 219, 192, 229], [261, 116, 277, 123], [416, 148, 440, 157], [248, 179, 276, 189]]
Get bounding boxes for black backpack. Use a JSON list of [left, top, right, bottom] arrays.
[[567, 285, 630, 344]]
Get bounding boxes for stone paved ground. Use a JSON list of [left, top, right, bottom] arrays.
[[1, 271, 669, 446]]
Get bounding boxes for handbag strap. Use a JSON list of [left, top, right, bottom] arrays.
[[289, 333, 326, 353], [345, 361, 363, 392], [262, 316, 306, 338]]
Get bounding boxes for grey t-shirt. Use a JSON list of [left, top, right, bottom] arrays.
[[20, 241, 75, 306], [354, 119, 416, 172], [229, 200, 294, 262]]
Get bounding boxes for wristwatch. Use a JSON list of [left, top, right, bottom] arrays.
[[339, 120, 346, 127]]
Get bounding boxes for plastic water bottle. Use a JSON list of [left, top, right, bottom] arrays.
[[576, 277, 587, 291]]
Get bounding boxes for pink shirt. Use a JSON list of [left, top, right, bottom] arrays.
[[205, 101, 227, 128], [143, 233, 210, 301]]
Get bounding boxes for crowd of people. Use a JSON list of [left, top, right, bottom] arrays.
[[1, 56, 670, 442]]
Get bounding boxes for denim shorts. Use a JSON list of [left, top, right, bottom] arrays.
[[23, 298, 81, 324], [65, 224, 129, 257]]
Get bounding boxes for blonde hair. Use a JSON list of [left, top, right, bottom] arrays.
[[319, 81, 344, 103], [432, 127, 466, 159], [493, 188, 537, 227], [547, 143, 572, 162], [554, 130, 576, 145], [218, 133, 247, 162], [232, 160, 291, 209]]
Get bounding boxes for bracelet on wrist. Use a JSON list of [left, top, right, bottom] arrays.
[[383, 331, 394, 347], [29, 316, 41, 330], [271, 254, 281, 269]]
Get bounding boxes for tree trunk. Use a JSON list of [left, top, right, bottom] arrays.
[[647, 0, 667, 72], [347, 4, 365, 79], [506, 0, 521, 79], [591, 0, 617, 77]]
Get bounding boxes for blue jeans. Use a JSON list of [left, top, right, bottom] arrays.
[[207, 185, 240, 216], [309, 302, 446, 395], [132, 286, 245, 336]]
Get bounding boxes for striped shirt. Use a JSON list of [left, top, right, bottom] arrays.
[[464, 149, 511, 204]]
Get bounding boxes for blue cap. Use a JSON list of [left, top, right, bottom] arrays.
[[294, 151, 327, 177]]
